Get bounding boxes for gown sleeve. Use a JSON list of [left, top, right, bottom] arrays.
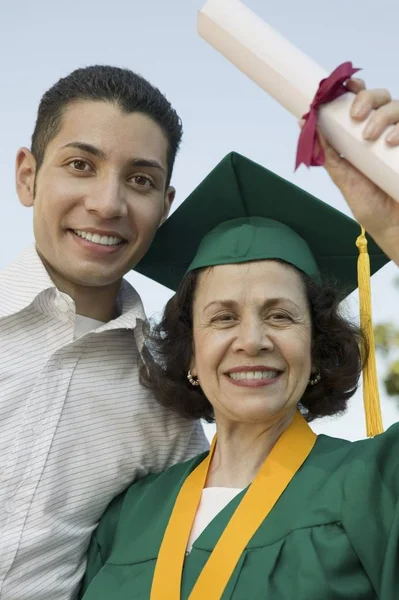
[[77, 491, 126, 598], [341, 422, 399, 598]]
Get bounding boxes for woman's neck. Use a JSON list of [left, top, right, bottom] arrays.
[[206, 409, 296, 489]]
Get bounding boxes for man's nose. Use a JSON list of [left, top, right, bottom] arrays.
[[84, 178, 128, 219]]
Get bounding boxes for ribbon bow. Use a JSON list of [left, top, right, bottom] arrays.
[[295, 61, 361, 169]]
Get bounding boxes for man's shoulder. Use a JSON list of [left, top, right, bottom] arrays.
[[0, 245, 41, 275], [0, 245, 54, 318]]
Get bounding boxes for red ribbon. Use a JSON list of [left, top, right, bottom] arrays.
[[295, 61, 361, 169]]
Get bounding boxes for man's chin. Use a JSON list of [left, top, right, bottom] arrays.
[[64, 271, 125, 289], [45, 261, 125, 291], [37, 240, 139, 289]]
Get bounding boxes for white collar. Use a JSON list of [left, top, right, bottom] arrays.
[[0, 245, 146, 332], [0, 245, 54, 318]]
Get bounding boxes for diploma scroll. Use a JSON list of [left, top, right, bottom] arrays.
[[198, 0, 399, 203]]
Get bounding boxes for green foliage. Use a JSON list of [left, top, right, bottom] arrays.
[[374, 278, 399, 397], [375, 324, 399, 356], [384, 360, 399, 397]]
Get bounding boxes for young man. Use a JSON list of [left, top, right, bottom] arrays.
[[0, 65, 207, 600]]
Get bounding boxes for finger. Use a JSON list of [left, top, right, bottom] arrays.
[[351, 88, 392, 120], [386, 123, 399, 146], [363, 99, 399, 141], [345, 78, 366, 94]]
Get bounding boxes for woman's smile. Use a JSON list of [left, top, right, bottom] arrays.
[[225, 366, 283, 387]]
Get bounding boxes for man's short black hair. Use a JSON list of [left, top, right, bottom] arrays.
[[31, 65, 183, 186]]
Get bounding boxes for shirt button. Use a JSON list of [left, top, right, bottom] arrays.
[[58, 312, 69, 323], [55, 293, 70, 322], [5, 499, 16, 514], [32, 422, 43, 435], [57, 295, 69, 313]]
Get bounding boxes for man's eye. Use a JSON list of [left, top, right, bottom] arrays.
[[131, 175, 154, 188]]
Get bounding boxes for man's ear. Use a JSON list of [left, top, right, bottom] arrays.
[[159, 186, 175, 227], [16, 148, 37, 207]]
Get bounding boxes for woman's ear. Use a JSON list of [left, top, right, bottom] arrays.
[[189, 359, 197, 378]]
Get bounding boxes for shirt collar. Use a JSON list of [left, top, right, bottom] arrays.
[[97, 278, 146, 335], [0, 246, 146, 335], [0, 245, 55, 319]]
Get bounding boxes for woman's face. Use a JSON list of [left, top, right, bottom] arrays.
[[190, 261, 314, 425]]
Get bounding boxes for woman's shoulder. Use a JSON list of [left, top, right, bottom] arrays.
[[318, 420, 399, 456], [313, 419, 399, 459], [311, 420, 399, 494]]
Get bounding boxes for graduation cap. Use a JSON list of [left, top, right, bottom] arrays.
[[136, 152, 389, 436]]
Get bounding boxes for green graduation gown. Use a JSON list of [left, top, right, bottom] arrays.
[[79, 423, 399, 599]]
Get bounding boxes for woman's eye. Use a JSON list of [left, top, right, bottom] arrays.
[[213, 314, 235, 323], [270, 312, 292, 322], [69, 160, 91, 172]]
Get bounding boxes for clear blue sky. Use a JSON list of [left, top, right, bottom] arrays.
[[1, 0, 398, 440]]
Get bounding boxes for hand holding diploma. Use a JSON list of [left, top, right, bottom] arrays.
[[321, 80, 399, 266], [198, 0, 399, 265]]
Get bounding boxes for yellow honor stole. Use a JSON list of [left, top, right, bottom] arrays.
[[151, 411, 317, 599]]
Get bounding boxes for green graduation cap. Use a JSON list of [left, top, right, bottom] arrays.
[[135, 152, 388, 293], [136, 151, 390, 439]]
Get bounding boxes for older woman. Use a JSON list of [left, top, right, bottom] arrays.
[[79, 86, 399, 600]]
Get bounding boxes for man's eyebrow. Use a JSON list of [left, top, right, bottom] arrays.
[[60, 142, 106, 160], [60, 142, 165, 173], [129, 158, 165, 173]]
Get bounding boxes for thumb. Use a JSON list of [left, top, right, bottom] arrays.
[[316, 127, 350, 185], [316, 128, 341, 166]]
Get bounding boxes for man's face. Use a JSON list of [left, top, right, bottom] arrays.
[[16, 101, 174, 289]]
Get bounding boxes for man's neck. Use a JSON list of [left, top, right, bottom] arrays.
[[68, 283, 121, 322], [40, 258, 122, 322]]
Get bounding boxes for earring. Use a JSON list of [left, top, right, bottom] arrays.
[[309, 372, 321, 386], [187, 370, 200, 386]]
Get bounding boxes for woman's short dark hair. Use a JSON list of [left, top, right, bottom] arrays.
[[140, 263, 368, 423]]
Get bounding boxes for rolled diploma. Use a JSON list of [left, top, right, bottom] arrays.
[[198, 0, 399, 204]]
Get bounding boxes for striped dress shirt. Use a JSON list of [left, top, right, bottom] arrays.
[[0, 246, 208, 600]]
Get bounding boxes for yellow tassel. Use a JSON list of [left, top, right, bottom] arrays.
[[356, 227, 384, 437]]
